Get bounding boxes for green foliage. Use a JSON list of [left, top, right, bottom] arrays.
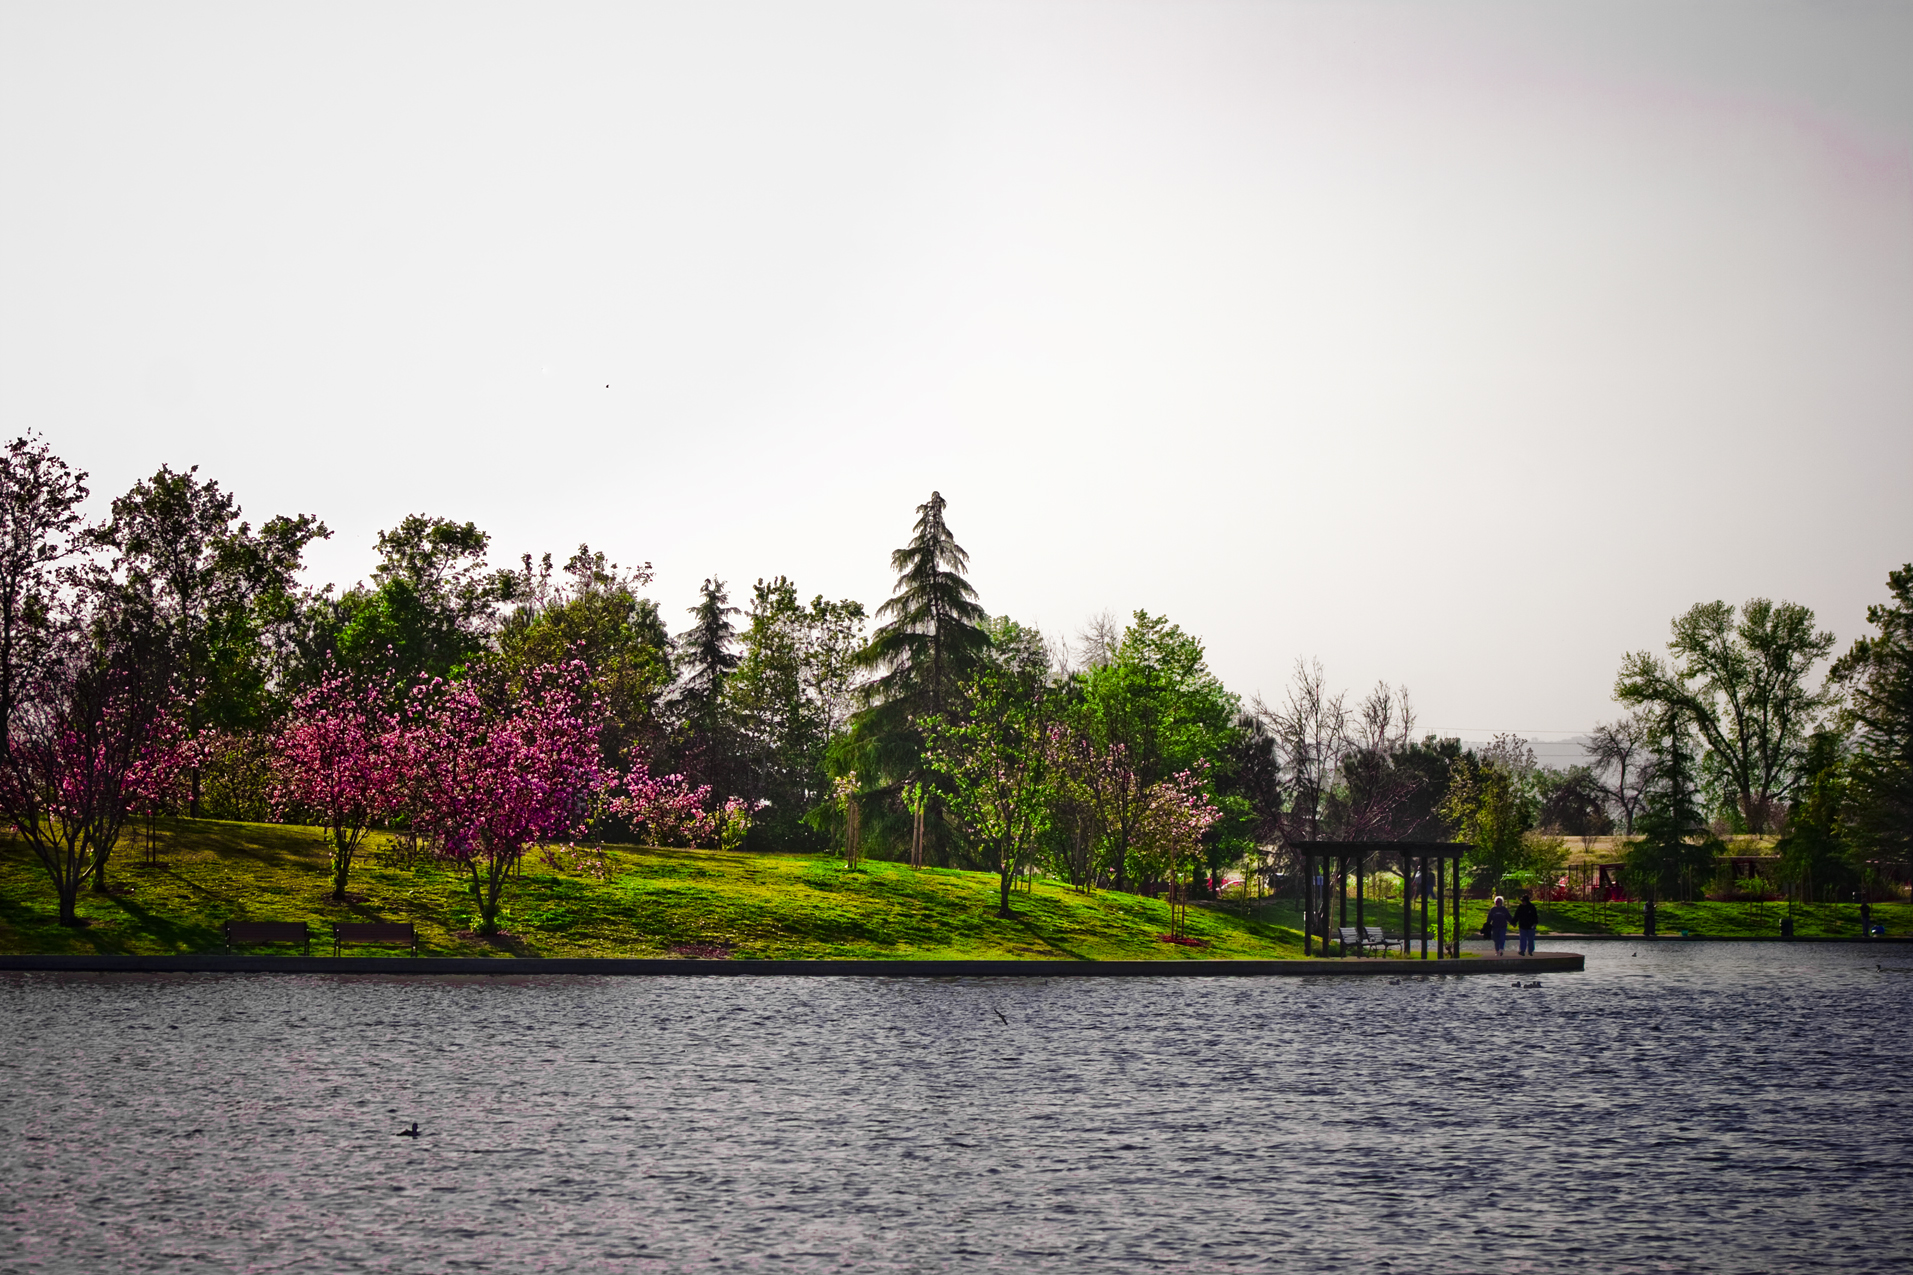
[[1615, 598, 1836, 832], [1441, 736, 1537, 889], [726, 576, 865, 851], [1774, 730, 1855, 900], [1626, 710, 1725, 901], [1070, 611, 1241, 886], [673, 577, 740, 742], [923, 627, 1056, 916], [496, 546, 672, 769], [1831, 563, 1913, 860], [841, 491, 991, 861], [1535, 765, 1614, 838], [323, 514, 513, 686], [857, 490, 990, 721], [88, 465, 328, 730]]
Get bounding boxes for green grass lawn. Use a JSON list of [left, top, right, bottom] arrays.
[[0, 818, 1310, 961]]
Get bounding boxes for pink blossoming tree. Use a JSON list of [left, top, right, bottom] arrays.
[[273, 665, 402, 902], [0, 646, 179, 925], [1130, 765, 1221, 938], [399, 660, 602, 935]]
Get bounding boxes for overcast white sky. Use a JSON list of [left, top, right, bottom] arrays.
[[2, 0, 1908, 740]]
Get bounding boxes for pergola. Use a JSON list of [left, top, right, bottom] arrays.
[[1291, 841, 1472, 959]]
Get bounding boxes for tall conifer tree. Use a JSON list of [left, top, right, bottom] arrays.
[[671, 577, 740, 787], [1832, 563, 1913, 860], [860, 491, 989, 718], [840, 492, 989, 861]]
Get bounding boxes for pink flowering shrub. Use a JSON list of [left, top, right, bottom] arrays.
[[607, 764, 752, 851], [398, 660, 602, 935], [273, 668, 403, 901], [607, 763, 711, 846]]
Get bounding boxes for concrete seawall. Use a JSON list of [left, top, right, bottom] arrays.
[[0, 953, 1585, 977]]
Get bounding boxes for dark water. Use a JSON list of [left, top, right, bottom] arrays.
[[3, 942, 1909, 1273]]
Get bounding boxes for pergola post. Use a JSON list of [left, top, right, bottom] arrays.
[[1355, 849, 1365, 944], [1287, 842, 1472, 961], [1302, 851, 1314, 957], [1419, 854, 1429, 960], [1452, 854, 1463, 957], [1401, 848, 1410, 957], [1338, 855, 1348, 936]]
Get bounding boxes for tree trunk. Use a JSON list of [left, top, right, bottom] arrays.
[[90, 833, 113, 892], [998, 863, 1014, 918], [330, 827, 353, 902]]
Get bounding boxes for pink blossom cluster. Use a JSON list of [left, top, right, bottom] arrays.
[[272, 671, 403, 833], [399, 661, 603, 873], [608, 765, 754, 850]]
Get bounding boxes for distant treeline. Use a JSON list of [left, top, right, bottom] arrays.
[[0, 435, 1906, 920]]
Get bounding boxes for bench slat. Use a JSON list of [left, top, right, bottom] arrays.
[[333, 922, 418, 956], [225, 920, 311, 954], [227, 922, 309, 943]]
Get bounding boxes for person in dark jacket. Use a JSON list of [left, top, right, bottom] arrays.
[[1514, 893, 1539, 955], [1485, 896, 1513, 955]]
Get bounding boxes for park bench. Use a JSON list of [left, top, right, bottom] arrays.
[[332, 921, 418, 956], [1336, 925, 1395, 956], [1363, 925, 1398, 956], [224, 920, 311, 955]]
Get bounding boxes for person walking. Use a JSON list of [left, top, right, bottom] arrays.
[[1486, 895, 1513, 956], [1514, 892, 1539, 956]]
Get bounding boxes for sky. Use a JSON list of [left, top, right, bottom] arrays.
[[2, 0, 1909, 743]]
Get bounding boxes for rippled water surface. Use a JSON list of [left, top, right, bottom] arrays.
[[3, 942, 1910, 1273]]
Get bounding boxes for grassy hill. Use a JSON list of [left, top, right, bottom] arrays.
[[0, 817, 1308, 961]]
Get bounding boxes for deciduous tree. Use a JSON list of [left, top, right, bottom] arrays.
[[399, 661, 602, 935], [1615, 599, 1836, 833], [0, 434, 88, 759], [0, 620, 178, 924], [923, 651, 1054, 917], [273, 665, 402, 901]]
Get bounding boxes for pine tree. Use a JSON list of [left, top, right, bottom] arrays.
[[860, 491, 990, 719], [1831, 563, 1913, 860], [839, 492, 990, 862], [671, 577, 740, 786]]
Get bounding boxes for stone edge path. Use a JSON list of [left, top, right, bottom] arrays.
[[0, 953, 1586, 977]]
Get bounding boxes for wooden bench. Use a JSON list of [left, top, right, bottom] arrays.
[[225, 920, 311, 955], [332, 921, 418, 956], [1363, 925, 1399, 956]]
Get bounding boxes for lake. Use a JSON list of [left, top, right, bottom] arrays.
[[3, 941, 1909, 1272]]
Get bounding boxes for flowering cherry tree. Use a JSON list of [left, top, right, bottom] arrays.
[[273, 667, 402, 902], [0, 647, 178, 925], [1130, 765, 1221, 939], [399, 660, 602, 935], [123, 702, 194, 867]]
